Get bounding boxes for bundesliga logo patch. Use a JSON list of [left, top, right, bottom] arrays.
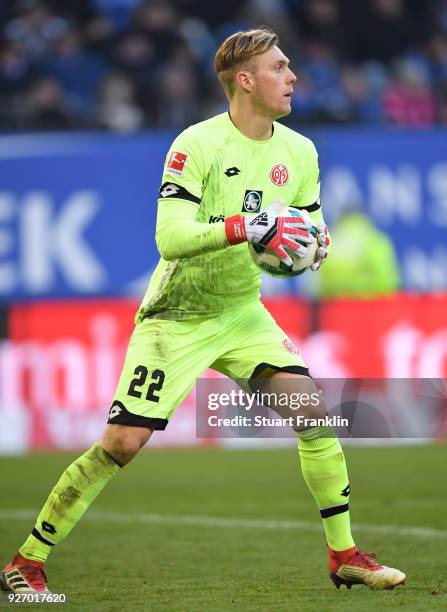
[[167, 151, 188, 175], [271, 163, 289, 186]]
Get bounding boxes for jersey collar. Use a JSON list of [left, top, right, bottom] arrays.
[[225, 111, 275, 145]]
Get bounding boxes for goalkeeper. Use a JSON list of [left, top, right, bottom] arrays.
[[1, 27, 405, 594]]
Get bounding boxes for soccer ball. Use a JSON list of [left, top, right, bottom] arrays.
[[249, 208, 318, 277]]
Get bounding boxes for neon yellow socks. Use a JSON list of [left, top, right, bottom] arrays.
[[19, 430, 354, 563], [20, 443, 121, 563], [298, 427, 355, 551]]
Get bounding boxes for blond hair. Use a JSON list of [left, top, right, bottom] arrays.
[[214, 27, 278, 98]]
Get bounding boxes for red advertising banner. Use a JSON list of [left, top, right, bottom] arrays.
[[2, 300, 227, 450], [3, 301, 135, 450], [319, 294, 447, 377], [0, 294, 446, 451]]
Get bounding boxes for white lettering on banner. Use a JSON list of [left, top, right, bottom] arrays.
[[0, 315, 122, 408], [404, 247, 447, 290], [320, 167, 365, 221], [48, 341, 88, 408], [427, 162, 447, 227], [20, 191, 106, 292], [91, 315, 121, 404], [370, 165, 421, 225], [0, 341, 89, 408], [323, 165, 447, 228], [418, 330, 447, 377], [0, 295, 446, 449], [0, 342, 49, 407], [382, 324, 447, 377], [382, 324, 423, 378], [0, 193, 16, 291]]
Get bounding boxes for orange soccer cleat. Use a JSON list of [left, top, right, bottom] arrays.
[[1, 552, 50, 593], [329, 546, 406, 590]]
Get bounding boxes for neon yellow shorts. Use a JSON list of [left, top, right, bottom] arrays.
[[108, 301, 308, 430]]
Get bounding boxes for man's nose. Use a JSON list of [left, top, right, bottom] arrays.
[[288, 69, 297, 84]]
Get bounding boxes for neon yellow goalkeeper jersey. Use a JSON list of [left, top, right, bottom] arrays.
[[138, 112, 322, 320]]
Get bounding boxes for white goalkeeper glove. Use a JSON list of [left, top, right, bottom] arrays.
[[225, 203, 316, 266], [311, 223, 330, 271]]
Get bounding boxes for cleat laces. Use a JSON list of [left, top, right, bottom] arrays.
[[20, 566, 48, 591], [349, 550, 382, 571]]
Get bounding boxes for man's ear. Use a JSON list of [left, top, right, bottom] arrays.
[[235, 69, 254, 93]]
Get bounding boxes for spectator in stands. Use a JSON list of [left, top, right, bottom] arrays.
[[96, 71, 144, 131], [0, 0, 445, 131], [199, 75, 227, 119], [109, 30, 155, 107], [182, 0, 247, 31], [0, 40, 36, 128], [3, 0, 68, 62], [132, 1, 186, 64], [177, 15, 216, 71], [44, 0, 93, 23], [292, 42, 348, 123], [83, 14, 116, 53], [290, 70, 323, 124], [292, 0, 344, 56], [383, 57, 437, 126], [40, 28, 108, 119], [339, 64, 384, 123], [0, 40, 35, 94], [340, 0, 418, 64], [22, 76, 78, 130], [155, 61, 199, 129], [90, 0, 145, 32], [426, 34, 447, 87], [438, 85, 447, 123]]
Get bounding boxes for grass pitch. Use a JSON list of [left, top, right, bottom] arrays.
[[0, 444, 446, 611]]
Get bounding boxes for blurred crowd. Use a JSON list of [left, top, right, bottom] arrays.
[[1, 0, 447, 132]]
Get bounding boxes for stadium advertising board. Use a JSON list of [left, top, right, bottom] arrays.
[[321, 130, 447, 291], [0, 129, 446, 300], [0, 133, 166, 300], [0, 295, 445, 452]]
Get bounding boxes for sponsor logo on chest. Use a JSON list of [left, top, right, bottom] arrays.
[[242, 190, 263, 213], [209, 215, 225, 223]]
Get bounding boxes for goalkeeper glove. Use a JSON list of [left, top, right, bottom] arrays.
[[311, 223, 330, 271], [225, 203, 315, 267]]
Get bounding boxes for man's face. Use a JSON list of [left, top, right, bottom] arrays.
[[243, 46, 297, 119]]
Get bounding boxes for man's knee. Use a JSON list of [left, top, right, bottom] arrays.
[[100, 424, 152, 466], [261, 371, 327, 422]]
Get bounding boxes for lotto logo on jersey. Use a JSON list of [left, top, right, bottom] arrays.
[[109, 402, 123, 420], [167, 151, 188, 175], [270, 164, 289, 186]]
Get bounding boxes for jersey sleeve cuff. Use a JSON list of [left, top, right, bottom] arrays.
[[291, 200, 321, 212], [225, 215, 247, 245]]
